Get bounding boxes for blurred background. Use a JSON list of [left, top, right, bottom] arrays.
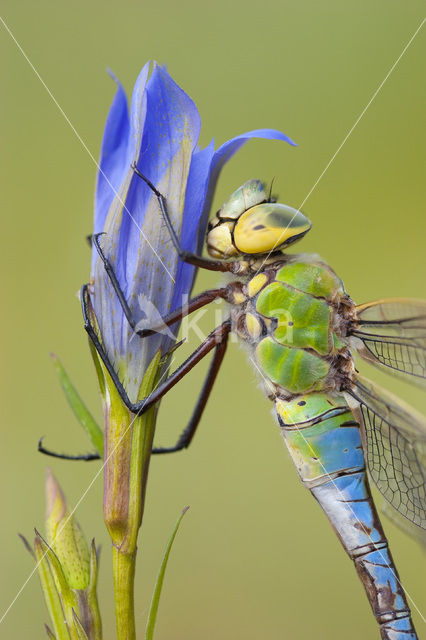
[[1, 1, 425, 638]]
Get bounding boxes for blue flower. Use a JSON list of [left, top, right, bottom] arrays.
[[91, 62, 295, 402]]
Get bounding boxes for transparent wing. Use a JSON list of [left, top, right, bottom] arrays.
[[350, 298, 426, 387], [381, 500, 426, 548], [345, 375, 426, 529]]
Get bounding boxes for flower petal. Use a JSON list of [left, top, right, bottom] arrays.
[[93, 65, 202, 400], [171, 140, 215, 313], [213, 128, 296, 173], [199, 128, 297, 247], [117, 64, 201, 295], [91, 64, 297, 403], [94, 72, 130, 238]]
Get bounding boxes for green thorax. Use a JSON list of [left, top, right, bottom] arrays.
[[232, 255, 350, 396]]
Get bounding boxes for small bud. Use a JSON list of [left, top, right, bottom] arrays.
[[45, 469, 90, 590], [23, 473, 103, 638]]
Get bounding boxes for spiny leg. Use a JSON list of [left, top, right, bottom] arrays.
[[82, 283, 231, 416], [43, 293, 231, 463], [39, 321, 229, 461], [92, 232, 137, 331], [131, 162, 236, 273], [82, 284, 131, 409], [152, 323, 229, 453], [129, 320, 231, 415], [38, 438, 101, 461], [92, 232, 228, 337], [136, 288, 228, 337]]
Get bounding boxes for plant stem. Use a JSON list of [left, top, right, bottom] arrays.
[[112, 547, 136, 640], [101, 352, 161, 640], [113, 407, 156, 639]]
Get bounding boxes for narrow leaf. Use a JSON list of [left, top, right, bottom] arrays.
[[35, 530, 73, 600], [145, 507, 189, 640], [35, 530, 82, 640], [34, 534, 71, 640], [51, 354, 103, 456], [72, 610, 89, 640], [45, 624, 57, 639], [18, 533, 35, 559]]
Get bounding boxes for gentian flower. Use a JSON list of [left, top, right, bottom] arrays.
[[91, 61, 295, 404], [87, 61, 295, 638]]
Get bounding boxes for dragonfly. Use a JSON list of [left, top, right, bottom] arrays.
[[50, 168, 426, 639]]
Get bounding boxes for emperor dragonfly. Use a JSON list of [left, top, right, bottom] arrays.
[[81, 170, 425, 640]]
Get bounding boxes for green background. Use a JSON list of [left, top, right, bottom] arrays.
[[1, 1, 425, 638]]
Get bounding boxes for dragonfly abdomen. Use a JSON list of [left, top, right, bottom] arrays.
[[276, 393, 417, 639]]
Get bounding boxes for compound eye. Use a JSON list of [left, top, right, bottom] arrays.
[[217, 179, 267, 220], [234, 203, 311, 254]]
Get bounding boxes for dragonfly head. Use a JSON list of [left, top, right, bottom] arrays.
[[207, 179, 312, 259]]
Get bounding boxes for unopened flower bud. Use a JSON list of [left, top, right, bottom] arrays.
[[45, 468, 90, 590]]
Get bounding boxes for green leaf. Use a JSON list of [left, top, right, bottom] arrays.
[[145, 507, 189, 640], [18, 533, 35, 559], [86, 541, 103, 640], [51, 354, 103, 456], [34, 533, 72, 640], [45, 624, 57, 639], [72, 611, 90, 640]]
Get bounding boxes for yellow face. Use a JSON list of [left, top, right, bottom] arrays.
[[206, 220, 239, 259], [206, 187, 312, 259]]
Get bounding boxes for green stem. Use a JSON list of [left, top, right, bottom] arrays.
[[112, 548, 136, 640], [112, 407, 156, 640], [101, 352, 161, 640]]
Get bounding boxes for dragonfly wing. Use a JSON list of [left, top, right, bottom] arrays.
[[380, 500, 426, 548], [350, 298, 426, 388], [345, 375, 426, 529]]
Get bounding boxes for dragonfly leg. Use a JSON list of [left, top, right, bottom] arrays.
[[92, 232, 138, 331], [82, 284, 132, 408], [152, 321, 229, 453], [83, 284, 231, 416], [92, 232, 228, 337], [137, 288, 228, 337], [38, 327, 225, 459], [131, 163, 236, 273], [38, 438, 101, 461], [130, 320, 231, 415]]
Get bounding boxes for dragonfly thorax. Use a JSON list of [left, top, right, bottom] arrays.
[[207, 179, 311, 259], [226, 255, 355, 399]]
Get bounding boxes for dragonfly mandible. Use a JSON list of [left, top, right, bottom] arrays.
[[81, 169, 426, 640]]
